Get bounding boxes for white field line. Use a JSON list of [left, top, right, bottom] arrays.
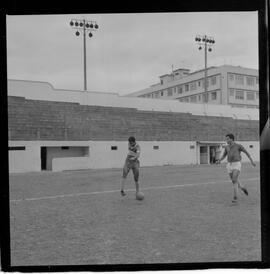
[[10, 177, 259, 203]]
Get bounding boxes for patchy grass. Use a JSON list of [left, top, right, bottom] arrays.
[[9, 163, 261, 266]]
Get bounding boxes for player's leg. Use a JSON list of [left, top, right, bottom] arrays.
[[121, 163, 130, 196], [231, 169, 240, 203], [227, 163, 238, 203], [229, 172, 237, 202], [236, 163, 248, 195], [132, 161, 140, 195], [227, 163, 236, 202]]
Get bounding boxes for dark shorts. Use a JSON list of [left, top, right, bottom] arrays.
[[123, 160, 140, 182]]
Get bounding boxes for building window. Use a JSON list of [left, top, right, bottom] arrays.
[[61, 146, 69, 150], [190, 95, 197, 102], [167, 88, 173, 96], [153, 146, 159, 150], [211, 76, 217, 85], [229, 73, 234, 81], [235, 75, 244, 85], [198, 81, 201, 87], [161, 91, 163, 96], [246, 91, 255, 100], [202, 79, 209, 88], [161, 80, 163, 85], [185, 84, 189, 92], [190, 82, 196, 91], [246, 76, 255, 86], [229, 89, 235, 97], [177, 86, 183, 94], [235, 90, 244, 100], [211, 92, 217, 100], [8, 146, 26, 151], [111, 146, 118, 150]]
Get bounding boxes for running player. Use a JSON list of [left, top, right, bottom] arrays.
[[120, 136, 141, 197], [216, 133, 256, 204]]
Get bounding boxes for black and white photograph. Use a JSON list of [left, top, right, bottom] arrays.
[[1, 1, 270, 271]]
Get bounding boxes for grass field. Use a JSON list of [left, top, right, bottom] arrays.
[[9, 163, 261, 266]]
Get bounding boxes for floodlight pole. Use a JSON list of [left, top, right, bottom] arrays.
[[204, 37, 207, 102], [195, 35, 215, 103], [83, 19, 87, 91], [70, 18, 99, 91]]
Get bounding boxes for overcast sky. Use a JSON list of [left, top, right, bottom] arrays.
[[6, 12, 258, 95]]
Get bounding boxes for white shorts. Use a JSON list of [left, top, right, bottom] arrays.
[[226, 161, 241, 174]]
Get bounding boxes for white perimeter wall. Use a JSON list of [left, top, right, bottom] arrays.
[[8, 140, 260, 173], [8, 145, 40, 173], [53, 141, 197, 171], [238, 141, 260, 163]]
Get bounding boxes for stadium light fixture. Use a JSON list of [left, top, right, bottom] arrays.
[[70, 18, 99, 91], [195, 35, 215, 103]]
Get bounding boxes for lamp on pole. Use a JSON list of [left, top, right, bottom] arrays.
[[70, 18, 99, 91], [195, 35, 215, 103]]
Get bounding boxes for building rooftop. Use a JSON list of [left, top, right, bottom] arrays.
[[126, 65, 258, 97]]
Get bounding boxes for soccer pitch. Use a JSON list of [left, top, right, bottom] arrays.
[[9, 163, 261, 266]]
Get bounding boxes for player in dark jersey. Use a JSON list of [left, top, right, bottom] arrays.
[[217, 133, 256, 204], [120, 136, 141, 197]]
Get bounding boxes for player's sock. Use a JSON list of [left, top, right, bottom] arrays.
[[238, 182, 248, 196], [135, 181, 139, 194], [242, 187, 248, 196], [233, 183, 238, 201], [121, 178, 127, 196]]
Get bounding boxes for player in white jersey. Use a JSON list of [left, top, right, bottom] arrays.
[[120, 136, 141, 197]]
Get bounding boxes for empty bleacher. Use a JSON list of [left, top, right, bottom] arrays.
[[8, 96, 259, 142]]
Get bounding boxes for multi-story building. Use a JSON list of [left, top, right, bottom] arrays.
[[126, 65, 259, 109]]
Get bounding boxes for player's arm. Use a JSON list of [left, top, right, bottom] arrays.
[[135, 146, 141, 159], [240, 145, 256, 166], [127, 143, 137, 157], [127, 150, 137, 157], [129, 146, 141, 160], [216, 148, 227, 164]]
